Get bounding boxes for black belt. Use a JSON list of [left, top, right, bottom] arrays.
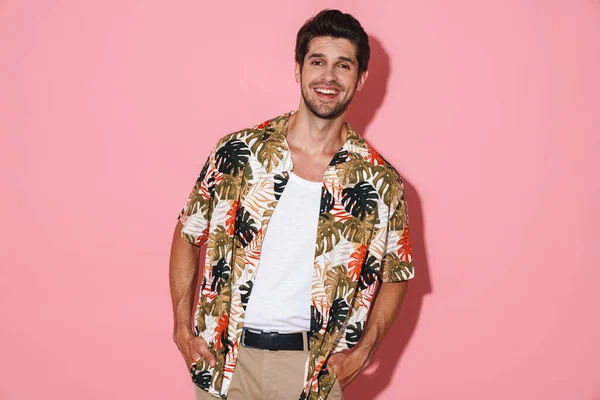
[[241, 327, 308, 351]]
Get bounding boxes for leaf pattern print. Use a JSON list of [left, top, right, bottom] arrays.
[[215, 139, 250, 175], [214, 314, 229, 350], [341, 181, 379, 219], [214, 173, 240, 200], [388, 197, 408, 231], [320, 188, 335, 214], [309, 305, 323, 337], [345, 322, 364, 348], [210, 284, 231, 318], [239, 280, 253, 310], [256, 132, 287, 172], [328, 149, 349, 166], [398, 226, 412, 262], [177, 112, 414, 400], [210, 258, 230, 292], [315, 212, 343, 256], [335, 158, 372, 185], [196, 155, 211, 184], [317, 365, 336, 400], [235, 206, 258, 247], [208, 225, 232, 262], [327, 298, 349, 332], [372, 166, 402, 206], [383, 253, 414, 282], [191, 370, 212, 390], [342, 212, 376, 245], [347, 244, 367, 281], [358, 254, 381, 290], [324, 265, 353, 300], [225, 200, 238, 235], [273, 172, 289, 200]]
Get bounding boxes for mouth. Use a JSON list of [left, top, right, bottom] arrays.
[[313, 87, 340, 100]]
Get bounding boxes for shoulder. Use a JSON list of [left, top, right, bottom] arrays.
[[344, 127, 405, 210], [211, 112, 289, 152], [347, 126, 402, 181]]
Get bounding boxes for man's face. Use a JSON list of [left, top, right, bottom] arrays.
[[295, 36, 368, 120]]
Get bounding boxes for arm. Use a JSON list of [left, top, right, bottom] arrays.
[[170, 221, 199, 338], [169, 221, 216, 368], [327, 280, 409, 388], [355, 281, 409, 360]]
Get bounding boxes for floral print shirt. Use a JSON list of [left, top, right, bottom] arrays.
[[178, 112, 414, 399]]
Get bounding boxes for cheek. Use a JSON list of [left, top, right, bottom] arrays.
[[302, 68, 321, 83]]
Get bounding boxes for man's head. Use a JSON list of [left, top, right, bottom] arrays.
[[294, 9, 370, 119]]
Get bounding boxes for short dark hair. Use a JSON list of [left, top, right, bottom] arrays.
[[295, 9, 370, 77]]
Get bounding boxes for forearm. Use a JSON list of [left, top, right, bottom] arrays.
[[169, 221, 201, 335], [355, 281, 409, 359]]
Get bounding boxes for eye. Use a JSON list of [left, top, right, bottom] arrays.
[[311, 60, 323, 66], [339, 64, 350, 70]]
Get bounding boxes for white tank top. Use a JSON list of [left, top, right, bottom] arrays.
[[243, 171, 322, 333]]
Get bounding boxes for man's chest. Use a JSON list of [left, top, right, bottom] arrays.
[[286, 144, 338, 182]]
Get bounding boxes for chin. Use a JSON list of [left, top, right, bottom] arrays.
[[314, 109, 345, 120]]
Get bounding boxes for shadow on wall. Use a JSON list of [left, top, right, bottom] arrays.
[[347, 36, 389, 136], [345, 35, 433, 400]]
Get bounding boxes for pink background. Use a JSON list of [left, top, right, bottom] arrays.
[[1, 1, 599, 399]]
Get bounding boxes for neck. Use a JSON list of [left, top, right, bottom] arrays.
[[286, 102, 347, 155]]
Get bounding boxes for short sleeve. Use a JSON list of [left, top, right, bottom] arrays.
[[177, 147, 217, 246], [381, 180, 415, 283]]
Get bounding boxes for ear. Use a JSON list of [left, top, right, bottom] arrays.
[[356, 70, 369, 92], [294, 62, 301, 83]]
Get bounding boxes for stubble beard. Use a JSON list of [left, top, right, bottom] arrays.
[[301, 79, 356, 120]]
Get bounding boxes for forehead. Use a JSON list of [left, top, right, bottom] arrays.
[[305, 36, 357, 61]]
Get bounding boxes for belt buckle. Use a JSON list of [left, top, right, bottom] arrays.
[[241, 328, 247, 347], [242, 327, 257, 348], [267, 331, 279, 351]]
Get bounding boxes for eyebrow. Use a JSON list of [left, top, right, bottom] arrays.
[[307, 53, 356, 64]]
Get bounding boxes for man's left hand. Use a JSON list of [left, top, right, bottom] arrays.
[[326, 347, 372, 389]]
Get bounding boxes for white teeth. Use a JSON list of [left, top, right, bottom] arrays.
[[315, 88, 338, 95]]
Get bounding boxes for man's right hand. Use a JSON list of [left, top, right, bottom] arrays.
[[173, 328, 216, 370]]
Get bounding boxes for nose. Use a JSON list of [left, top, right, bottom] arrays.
[[322, 64, 337, 83]]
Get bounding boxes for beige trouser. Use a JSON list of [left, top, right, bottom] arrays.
[[194, 344, 343, 400]]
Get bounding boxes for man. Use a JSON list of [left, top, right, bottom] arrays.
[[169, 9, 414, 400]]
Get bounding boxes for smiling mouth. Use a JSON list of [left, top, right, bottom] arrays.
[[315, 87, 339, 94], [314, 87, 340, 99]]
